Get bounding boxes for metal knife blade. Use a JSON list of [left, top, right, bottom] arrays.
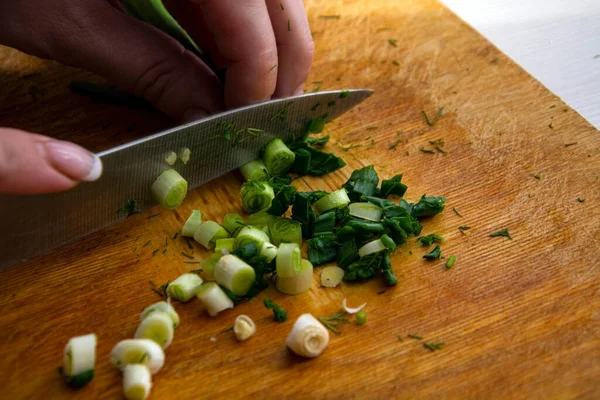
[[0, 89, 373, 269]]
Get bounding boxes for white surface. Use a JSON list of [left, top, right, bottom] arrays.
[[441, 0, 600, 128]]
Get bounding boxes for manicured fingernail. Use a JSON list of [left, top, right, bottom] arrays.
[[183, 109, 210, 123], [44, 141, 103, 182]]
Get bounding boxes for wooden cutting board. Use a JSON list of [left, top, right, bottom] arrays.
[[1, 0, 598, 398]]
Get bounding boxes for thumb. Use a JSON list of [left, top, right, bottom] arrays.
[[0, 128, 102, 195]]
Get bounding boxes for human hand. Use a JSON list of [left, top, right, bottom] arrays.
[[0, 0, 314, 194]]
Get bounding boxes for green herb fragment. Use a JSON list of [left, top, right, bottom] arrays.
[[423, 107, 444, 126], [306, 135, 330, 148], [436, 146, 447, 154], [414, 195, 446, 217], [327, 100, 336, 107], [533, 174, 541, 180], [319, 15, 341, 19], [490, 228, 512, 240], [343, 165, 379, 201], [117, 199, 140, 216], [184, 261, 202, 265], [355, 310, 367, 325], [423, 245, 442, 260], [388, 39, 398, 47], [264, 299, 287, 322], [418, 234, 444, 246], [308, 117, 326, 133], [564, 142, 578, 147], [380, 174, 408, 197], [366, 126, 378, 131], [161, 249, 167, 255], [419, 147, 435, 154], [397, 335, 404, 341], [453, 207, 462, 217], [147, 213, 160, 219], [446, 255, 456, 269], [577, 197, 585, 203], [143, 240, 152, 248], [149, 280, 170, 298], [458, 225, 471, 232], [307, 234, 337, 265], [269, 64, 277, 72], [408, 333, 422, 340], [389, 140, 401, 150], [423, 342, 444, 351], [548, 123, 553, 129], [152, 249, 159, 256], [184, 236, 194, 249], [318, 310, 349, 334], [270, 102, 292, 121], [340, 90, 350, 98], [246, 128, 264, 134], [311, 102, 321, 111], [172, 232, 179, 240], [290, 139, 346, 175], [181, 251, 194, 260], [392, 60, 400, 66]]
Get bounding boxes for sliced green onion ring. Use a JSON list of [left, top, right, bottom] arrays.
[[379, 234, 396, 252], [320, 266, 345, 288], [151, 169, 188, 209], [62, 333, 97, 387], [348, 202, 383, 221], [181, 210, 203, 237], [358, 239, 387, 257], [269, 218, 303, 246], [122, 364, 152, 400], [196, 283, 234, 316], [313, 189, 350, 215], [262, 138, 296, 176], [178, 148, 191, 164], [260, 242, 278, 262], [110, 339, 165, 374], [134, 311, 175, 349], [235, 226, 270, 249], [223, 213, 245, 236], [194, 221, 229, 249], [214, 254, 256, 296], [141, 301, 180, 328], [276, 259, 313, 295], [166, 273, 203, 303], [240, 160, 269, 181], [240, 180, 275, 213], [247, 209, 278, 226], [215, 238, 236, 254], [164, 151, 177, 166]]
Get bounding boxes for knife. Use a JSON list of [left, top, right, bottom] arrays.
[[0, 89, 373, 269]]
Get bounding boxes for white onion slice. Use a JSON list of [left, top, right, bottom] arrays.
[[342, 298, 366, 314]]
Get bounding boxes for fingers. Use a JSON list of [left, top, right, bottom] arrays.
[[265, 0, 314, 97], [0, 128, 102, 194], [193, 0, 279, 108], [0, 1, 224, 122]]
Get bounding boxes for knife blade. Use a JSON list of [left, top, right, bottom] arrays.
[[0, 89, 373, 269]]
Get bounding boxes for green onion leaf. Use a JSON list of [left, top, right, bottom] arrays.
[[336, 239, 359, 269], [418, 233, 444, 246], [264, 299, 287, 322], [308, 118, 326, 133], [314, 189, 351, 215], [223, 213, 246, 236], [307, 234, 337, 265], [413, 195, 446, 218], [342, 165, 379, 201], [312, 211, 336, 236], [379, 174, 407, 198], [423, 245, 442, 260], [267, 183, 297, 216], [306, 134, 330, 147], [291, 192, 316, 237]]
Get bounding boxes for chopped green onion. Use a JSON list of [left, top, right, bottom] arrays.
[[166, 273, 203, 302], [122, 364, 152, 400], [380, 234, 396, 252], [215, 238, 236, 254], [358, 239, 387, 257], [312, 211, 336, 236], [307, 235, 337, 265], [247, 209, 277, 226], [181, 210, 203, 237], [141, 301, 180, 328], [320, 266, 345, 287], [290, 147, 311, 174], [379, 174, 407, 198], [164, 151, 177, 166], [286, 314, 329, 358], [413, 195, 446, 217], [260, 242, 278, 262], [423, 245, 442, 260], [308, 118, 326, 133], [193, 221, 229, 249], [291, 192, 316, 237], [62, 334, 96, 388], [446, 255, 456, 269], [355, 310, 367, 325], [178, 148, 191, 164], [214, 255, 256, 296], [235, 226, 270, 249], [196, 283, 234, 316], [340, 90, 350, 98], [199, 254, 220, 281], [110, 339, 165, 374], [223, 213, 246, 236], [269, 217, 303, 246], [348, 202, 383, 221], [336, 240, 359, 268], [490, 228, 512, 239], [262, 138, 296, 176], [276, 243, 311, 294], [151, 169, 188, 209], [241, 180, 275, 213], [264, 299, 288, 321], [418, 233, 444, 246], [240, 160, 269, 181], [313, 189, 350, 214], [268, 183, 296, 216], [342, 165, 379, 200], [233, 315, 256, 341], [134, 311, 174, 349]]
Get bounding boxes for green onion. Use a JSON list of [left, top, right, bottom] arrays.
[[123, 364, 152, 400], [134, 311, 174, 349], [320, 266, 345, 287], [308, 118, 326, 133], [141, 301, 180, 328], [307, 235, 337, 265], [178, 148, 191, 164], [260, 242, 278, 262], [340, 90, 350, 98], [336, 240, 359, 268], [166, 273, 203, 302], [286, 314, 329, 358], [446, 255, 456, 269], [423, 245, 442, 259], [199, 254, 220, 281], [490, 228, 512, 239], [151, 169, 188, 209], [268, 183, 297, 216], [235, 226, 270, 249], [223, 213, 245, 236], [240, 160, 269, 181], [193, 221, 229, 249], [355, 310, 367, 325], [413, 195, 446, 217], [215, 238, 235, 254], [110, 339, 165, 375], [312, 211, 336, 236], [342, 165, 379, 201], [240, 180, 275, 213], [233, 315, 256, 341], [291, 192, 316, 237], [247, 209, 277, 226], [62, 334, 97, 388], [269, 218, 303, 246], [358, 239, 387, 257], [196, 283, 234, 316], [418, 233, 444, 246], [164, 151, 177, 166], [313, 189, 350, 214], [276, 243, 312, 294], [348, 202, 383, 221], [181, 210, 203, 237], [380, 234, 396, 252], [290, 148, 311, 174], [379, 174, 407, 197], [262, 138, 296, 176], [264, 299, 288, 321], [214, 255, 256, 296]]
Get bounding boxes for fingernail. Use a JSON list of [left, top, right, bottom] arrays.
[[183, 109, 210, 123], [43, 141, 103, 182]]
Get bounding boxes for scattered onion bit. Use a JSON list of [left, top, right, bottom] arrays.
[[342, 298, 366, 314]]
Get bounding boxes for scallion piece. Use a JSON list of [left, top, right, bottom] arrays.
[[336, 239, 359, 268], [122, 364, 152, 400], [235, 226, 270, 249], [110, 339, 165, 374], [260, 242, 279, 262], [262, 138, 296, 176], [290, 147, 311, 175], [358, 239, 387, 257], [312, 211, 336, 236], [193, 221, 229, 249], [269, 218, 303, 246], [199, 254, 221, 281], [141, 301, 180, 328], [247, 209, 277, 226], [215, 238, 236, 254], [313, 189, 350, 215], [233, 315, 256, 341], [196, 283, 234, 316], [380, 234, 396, 252], [348, 202, 383, 221], [241, 180, 275, 213], [178, 147, 191, 164], [355, 310, 367, 326], [62, 334, 97, 388], [286, 314, 329, 358], [320, 266, 345, 287], [223, 213, 245, 236], [276, 243, 312, 294], [240, 160, 269, 181], [164, 151, 177, 166], [307, 235, 337, 265], [166, 273, 203, 302], [151, 169, 188, 209], [181, 210, 203, 237], [214, 255, 256, 296], [134, 311, 174, 349]]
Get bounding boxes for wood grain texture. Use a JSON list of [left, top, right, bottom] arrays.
[[1, 0, 599, 399]]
